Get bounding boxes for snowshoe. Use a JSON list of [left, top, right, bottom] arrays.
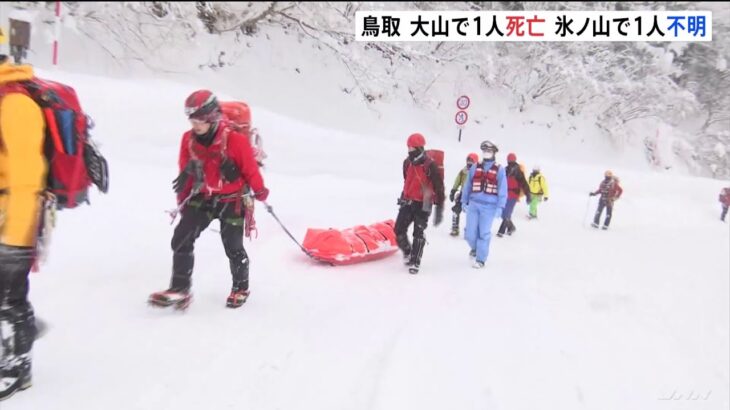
[[472, 261, 485, 269], [450, 228, 459, 236], [469, 249, 477, 259], [226, 288, 250, 308], [408, 264, 420, 274], [148, 289, 192, 310], [601, 225, 609, 230], [591, 222, 599, 229], [496, 232, 504, 238]]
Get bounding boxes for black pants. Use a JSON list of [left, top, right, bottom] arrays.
[[0, 245, 36, 368], [594, 199, 614, 227], [170, 196, 249, 291], [395, 201, 430, 265], [497, 219, 515, 235], [722, 205, 728, 221]]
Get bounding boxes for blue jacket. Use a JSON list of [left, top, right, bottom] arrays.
[[461, 160, 508, 210]]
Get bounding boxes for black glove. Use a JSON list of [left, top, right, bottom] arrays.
[[220, 158, 241, 182], [452, 201, 462, 214], [449, 189, 457, 202], [589, 192, 596, 197], [434, 205, 444, 226], [173, 160, 204, 194], [543, 197, 549, 202]]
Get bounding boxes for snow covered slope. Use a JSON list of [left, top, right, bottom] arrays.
[[1, 67, 726, 410]]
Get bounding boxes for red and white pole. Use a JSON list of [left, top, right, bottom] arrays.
[[52, 0, 60, 65]]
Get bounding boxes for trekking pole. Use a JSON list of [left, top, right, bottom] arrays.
[[263, 202, 317, 260], [583, 195, 592, 228]]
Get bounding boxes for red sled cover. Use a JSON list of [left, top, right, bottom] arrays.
[[302, 220, 399, 265]]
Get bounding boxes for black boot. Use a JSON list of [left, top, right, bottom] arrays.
[[506, 220, 516, 236], [497, 219, 508, 237], [170, 252, 194, 291], [0, 357, 32, 401], [407, 238, 426, 274], [450, 213, 460, 236], [0, 306, 35, 401], [396, 234, 411, 263]]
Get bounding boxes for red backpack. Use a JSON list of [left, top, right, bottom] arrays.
[[0, 77, 109, 209], [425, 149, 444, 181]]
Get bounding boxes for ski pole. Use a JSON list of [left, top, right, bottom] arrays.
[[583, 195, 592, 227], [263, 202, 316, 259]]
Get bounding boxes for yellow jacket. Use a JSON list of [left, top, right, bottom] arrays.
[[528, 172, 549, 197], [0, 61, 47, 247]]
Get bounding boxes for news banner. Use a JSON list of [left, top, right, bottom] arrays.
[[356, 11, 712, 42]]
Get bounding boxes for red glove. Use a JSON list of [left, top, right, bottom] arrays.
[[254, 187, 269, 202]]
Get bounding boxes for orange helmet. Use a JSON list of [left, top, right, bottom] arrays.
[[220, 101, 251, 130]]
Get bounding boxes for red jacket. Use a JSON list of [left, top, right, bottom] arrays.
[[720, 188, 730, 206], [401, 154, 445, 206], [177, 121, 264, 203], [505, 162, 530, 200], [593, 177, 623, 202]]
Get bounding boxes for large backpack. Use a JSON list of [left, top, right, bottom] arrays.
[[425, 149, 444, 181], [0, 77, 109, 209]]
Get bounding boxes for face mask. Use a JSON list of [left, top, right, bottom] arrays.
[[408, 148, 423, 161], [482, 151, 495, 161]]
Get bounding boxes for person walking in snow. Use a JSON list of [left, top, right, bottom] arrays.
[[0, 55, 47, 400], [527, 165, 549, 219], [449, 153, 479, 236], [719, 187, 730, 222], [395, 133, 445, 274], [589, 170, 623, 230], [497, 153, 531, 237], [461, 140, 507, 269], [149, 90, 270, 310]]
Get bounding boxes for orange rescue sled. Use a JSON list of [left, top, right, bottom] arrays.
[[302, 220, 399, 265]]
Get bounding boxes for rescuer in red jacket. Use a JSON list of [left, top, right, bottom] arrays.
[[149, 90, 269, 309]]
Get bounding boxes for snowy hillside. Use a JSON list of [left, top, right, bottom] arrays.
[[5, 1, 730, 178], [1, 66, 726, 410]]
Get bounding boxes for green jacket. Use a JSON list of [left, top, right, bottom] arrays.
[[451, 167, 469, 192]]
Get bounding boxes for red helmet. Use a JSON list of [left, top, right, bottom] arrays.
[[507, 153, 517, 162], [185, 90, 221, 123], [407, 133, 426, 149], [467, 153, 479, 164]]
